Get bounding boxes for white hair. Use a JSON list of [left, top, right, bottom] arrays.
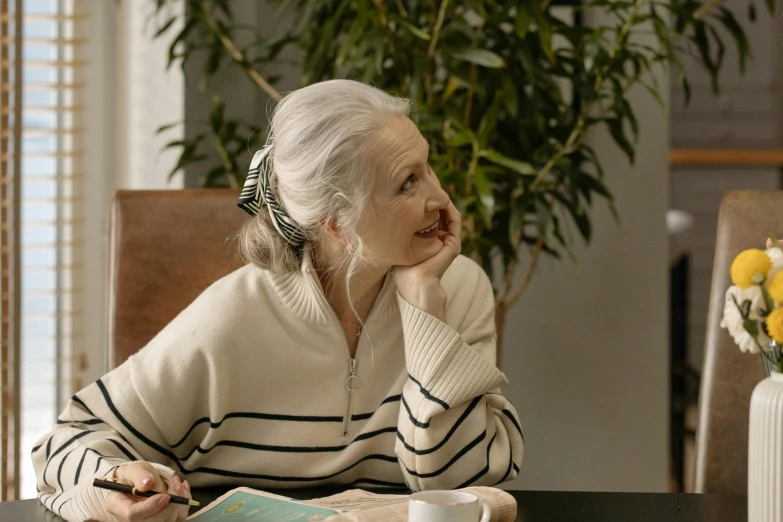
[[238, 79, 412, 278]]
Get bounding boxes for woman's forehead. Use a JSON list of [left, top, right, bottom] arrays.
[[373, 117, 429, 171]]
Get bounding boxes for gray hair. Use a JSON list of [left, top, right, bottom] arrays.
[[238, 79, 412, 276]]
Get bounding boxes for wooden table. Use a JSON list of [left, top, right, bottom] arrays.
[[0, 487, 747, 521]]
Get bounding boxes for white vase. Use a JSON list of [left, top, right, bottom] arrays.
[[748, 370, 783, 522]]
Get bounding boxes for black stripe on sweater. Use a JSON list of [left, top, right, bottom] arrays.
[[107, 438, 138, 461], [401, 395, 429, 429], [42, 430, 94, 488], [71, 395, 95, 416], [45, 437, 53, 459], [183, 453, 399, 483], [396, 396, 482, 456], [344, 477, 406, 488], [501, 409, 524, 442], [32, 444, 42, 454], [97, 379, 179, 464], [171, 394, 403, 448], [455, 432, 496, 489], [512, 463, 520, 473], [98, 378, 401, 483], [56, 418, 105, 426], [500, 437, 513, 483], [74, 450, 88, 486], [402, 430, 486, 479], [56, 449, 76, 495], [408, 374, 449, 410], [179, 426, 398, 461]]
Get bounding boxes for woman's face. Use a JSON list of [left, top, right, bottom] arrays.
[[361, 116, 451, 267]]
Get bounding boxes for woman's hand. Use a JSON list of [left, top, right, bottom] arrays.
[[105, 461, 191, 522], [393, 201, 462, 322]]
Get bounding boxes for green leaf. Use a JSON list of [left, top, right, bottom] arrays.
[[442, 76, 462, 102], [749, 3, 757, 21], [473, 168, 495, 227], [479, 150, 536, 175], [155, 121, 181, 135], [154, 16, 177, 38], [447, 129, 476, 148], [717, 6, 751, 73], [515, 4, 533, 38], [396, 17, 431, 41], [535, 198, 553, 239], [606, 118, 635, 164], [450, 48, 506, 68], [640, 80, 666, 112], [531, 8, 554, 62], [509, 201, 525, 244], [477, 97, 500, 146]]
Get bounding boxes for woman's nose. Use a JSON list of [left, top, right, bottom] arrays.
[[424, 176, 450, 212]]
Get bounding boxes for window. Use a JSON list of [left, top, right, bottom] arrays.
[[1, 0, 93, 500]]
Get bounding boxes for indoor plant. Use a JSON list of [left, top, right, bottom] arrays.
[[152, 0, 772, 359]]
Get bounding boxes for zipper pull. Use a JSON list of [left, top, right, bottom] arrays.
[[345, 358, 361, 392]]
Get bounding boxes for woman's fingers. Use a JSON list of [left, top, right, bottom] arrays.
[[105, 490, 169, 521], [115, 461, 166, 493]]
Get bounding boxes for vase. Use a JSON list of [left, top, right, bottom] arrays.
[[748, 370, 783, 522]]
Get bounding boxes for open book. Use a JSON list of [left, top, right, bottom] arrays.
[[187, 486, 517, 522]]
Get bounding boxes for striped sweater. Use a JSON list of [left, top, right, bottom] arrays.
[[33, 251, 524, 521]]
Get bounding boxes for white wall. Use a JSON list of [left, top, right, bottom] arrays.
[[115, 0, 185, 190], [500, 14, 670, 492]]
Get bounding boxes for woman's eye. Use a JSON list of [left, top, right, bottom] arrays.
[[401, 174, 416, 192]]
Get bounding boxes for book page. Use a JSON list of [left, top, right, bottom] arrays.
[[186, 486, 517, 522], [460, 487, 518, 522], [301, 490, 409, 521], [187, 487, 349, 521]]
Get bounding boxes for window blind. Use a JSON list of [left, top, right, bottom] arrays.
[[1, 0, 87, 500]]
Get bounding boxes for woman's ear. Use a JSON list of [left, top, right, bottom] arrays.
[[320, 217, 344, 243]]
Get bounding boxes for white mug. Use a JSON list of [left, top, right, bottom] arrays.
[[408, 490, 491, 522]]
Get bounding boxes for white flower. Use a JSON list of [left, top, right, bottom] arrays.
[[767, 247, 783, 280], [721, 284, 769, 354]]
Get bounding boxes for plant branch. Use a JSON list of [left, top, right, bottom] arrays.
[[394, 0, 408, 18], [370, 0, 389, 25], [506, 237, 546, 310], [199, 0, 281, 101], [694, 0, 720, 20], [428, 0, 449, 57]]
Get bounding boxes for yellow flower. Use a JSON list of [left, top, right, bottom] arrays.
[[768, 307, 783, 344], [769, 272, 783, 303], [731, 249, 773, 289]]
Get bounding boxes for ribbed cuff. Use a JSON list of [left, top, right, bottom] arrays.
[[398, 293, 507, 408]]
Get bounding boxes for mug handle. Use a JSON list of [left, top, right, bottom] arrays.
[[478, 499, 492, 522]]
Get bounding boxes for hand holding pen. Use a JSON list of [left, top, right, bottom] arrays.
[[98, 461, 198, 522]]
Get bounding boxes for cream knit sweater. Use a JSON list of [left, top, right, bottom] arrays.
[[32, 251, 524, 521]]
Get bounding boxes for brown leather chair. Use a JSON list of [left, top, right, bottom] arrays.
[[108, 189, 247, 369], [694, 190, 783, 494]]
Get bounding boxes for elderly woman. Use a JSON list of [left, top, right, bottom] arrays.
[[33, 80, 524, 522]]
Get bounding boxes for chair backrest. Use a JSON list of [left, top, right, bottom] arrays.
[[694, 190, 783, 493], [108, 189, 247, 369]]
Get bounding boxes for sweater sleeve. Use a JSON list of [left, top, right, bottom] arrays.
[[394, 261, 524, 491], [31, 272, 238, 521], [31, 362, 178, 522]]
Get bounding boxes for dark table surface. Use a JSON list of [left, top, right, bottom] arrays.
[[0, 487, 747, 521]]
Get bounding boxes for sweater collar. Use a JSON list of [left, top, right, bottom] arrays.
[[266, 248, 398, 325]]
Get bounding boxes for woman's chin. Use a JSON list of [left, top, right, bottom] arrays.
[[407, 237, 443, 263]]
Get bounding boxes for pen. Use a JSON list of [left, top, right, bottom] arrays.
[[92, 477, 201, 507]]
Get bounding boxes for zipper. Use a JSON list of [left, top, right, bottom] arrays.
[[306, 267, 393, 437], [344, 358, 360, 436]]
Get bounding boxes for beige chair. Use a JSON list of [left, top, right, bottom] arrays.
[[694, 190, 783, 493], [108, 189, 247, 369]]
